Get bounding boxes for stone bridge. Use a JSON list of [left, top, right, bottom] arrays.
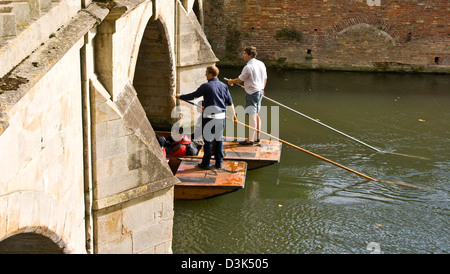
[[0, 0, 217, 253]]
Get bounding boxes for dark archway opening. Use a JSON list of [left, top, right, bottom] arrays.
[[193, 0, 204, 28], [133, 19, 175, 130], [0, 233, 64, 254]]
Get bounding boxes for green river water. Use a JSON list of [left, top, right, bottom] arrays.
[[173, 68, 449, 254]]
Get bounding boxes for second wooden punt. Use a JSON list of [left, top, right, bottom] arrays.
[[169, 158, 247, 200]]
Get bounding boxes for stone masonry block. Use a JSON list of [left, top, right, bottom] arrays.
[[19, 191, 34, 228], [94, 121, 107, 142], [10, 2, 30, 25], [95, 169, 141, 200], [96, 234, 133, 254], [95, 100, 121, 123], [33, 193, 51, 229], [122, 195, 156, 232], [126, 134, 147, 153], [96, 153, 129, 180], [161, 188, 174, 219], [95, 136, 127, 161], [26, 0, 50, 18], [39, 0, 51, 11], [26, 0, 39, 18], [0, 8, 17, 37], [5, 192, 20, 235], [94, 207, 123, 245], [47, 198, 66, 240], [158, 241, 173, 254], [106, 118, 131, 138], [132, 219, 172, 254], [0, 197, 7, 238]]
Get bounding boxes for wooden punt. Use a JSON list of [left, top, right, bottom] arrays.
[[156, 131, 282, 170], [169, 158, 247, 200], [222, 137, 282, 170]]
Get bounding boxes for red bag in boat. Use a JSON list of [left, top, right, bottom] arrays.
[[167, 143, 186, 156]]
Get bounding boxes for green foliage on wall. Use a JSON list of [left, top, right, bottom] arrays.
[[276, 28, 302, 41]]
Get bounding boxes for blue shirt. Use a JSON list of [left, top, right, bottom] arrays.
[[179, 78, 233, 114]]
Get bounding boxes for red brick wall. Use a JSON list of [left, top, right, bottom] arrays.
[[203, 0, 449, 73]]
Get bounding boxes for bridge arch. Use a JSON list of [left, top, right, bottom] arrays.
[[316, 16, 401, 69], [192, 0, 204, 28], [133, 18, 176, 130], [0, 232, 65, 254], [338, 23, 397, 46], [0, 191, 74, 253], [327, 16, 401, 44]]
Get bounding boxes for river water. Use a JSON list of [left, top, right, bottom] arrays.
[[172, 68, 449, 254]]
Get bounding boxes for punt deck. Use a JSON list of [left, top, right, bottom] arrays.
[[169, 158, 247, 200], [156, 131, 282, 170]]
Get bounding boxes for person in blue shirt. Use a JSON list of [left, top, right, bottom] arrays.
[[177, 66, 237, 169]]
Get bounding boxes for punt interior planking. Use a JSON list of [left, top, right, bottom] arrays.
[[168, 158, 247, 200]]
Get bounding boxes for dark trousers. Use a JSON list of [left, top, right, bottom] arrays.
[[201, 118, 225, 168]]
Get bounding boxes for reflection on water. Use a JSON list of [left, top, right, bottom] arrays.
[[173, 69, 449, 254]]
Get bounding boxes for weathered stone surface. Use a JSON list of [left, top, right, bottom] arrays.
[[0, 11, 16, 37], [0, 0, 217, 254]]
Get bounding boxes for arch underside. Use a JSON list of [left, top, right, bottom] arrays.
[[0, 233, 64, 254], [133, 19, 176, 130]]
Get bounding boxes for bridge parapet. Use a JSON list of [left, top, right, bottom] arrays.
[[0, 0, 75, 78]]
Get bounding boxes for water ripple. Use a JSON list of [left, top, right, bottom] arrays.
[[173, 69, 450, 254]]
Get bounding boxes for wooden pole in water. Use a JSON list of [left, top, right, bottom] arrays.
[[233, 119, 377, 181], [229, 117, 432, 189], [179, 98, 431, 189], [262, 95, 382, 152], [223, 78, 430, 160], [262, 95, 430, 160], [223, 78, 380, 151]]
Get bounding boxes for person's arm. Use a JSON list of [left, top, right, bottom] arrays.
[[229, 104, 238, 122], [262, 79, 267, 95], [176, 84, 205, 101], [228, 66, 248, 86], [227, 78, 243, 86], [223, 85, 238, 122]]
